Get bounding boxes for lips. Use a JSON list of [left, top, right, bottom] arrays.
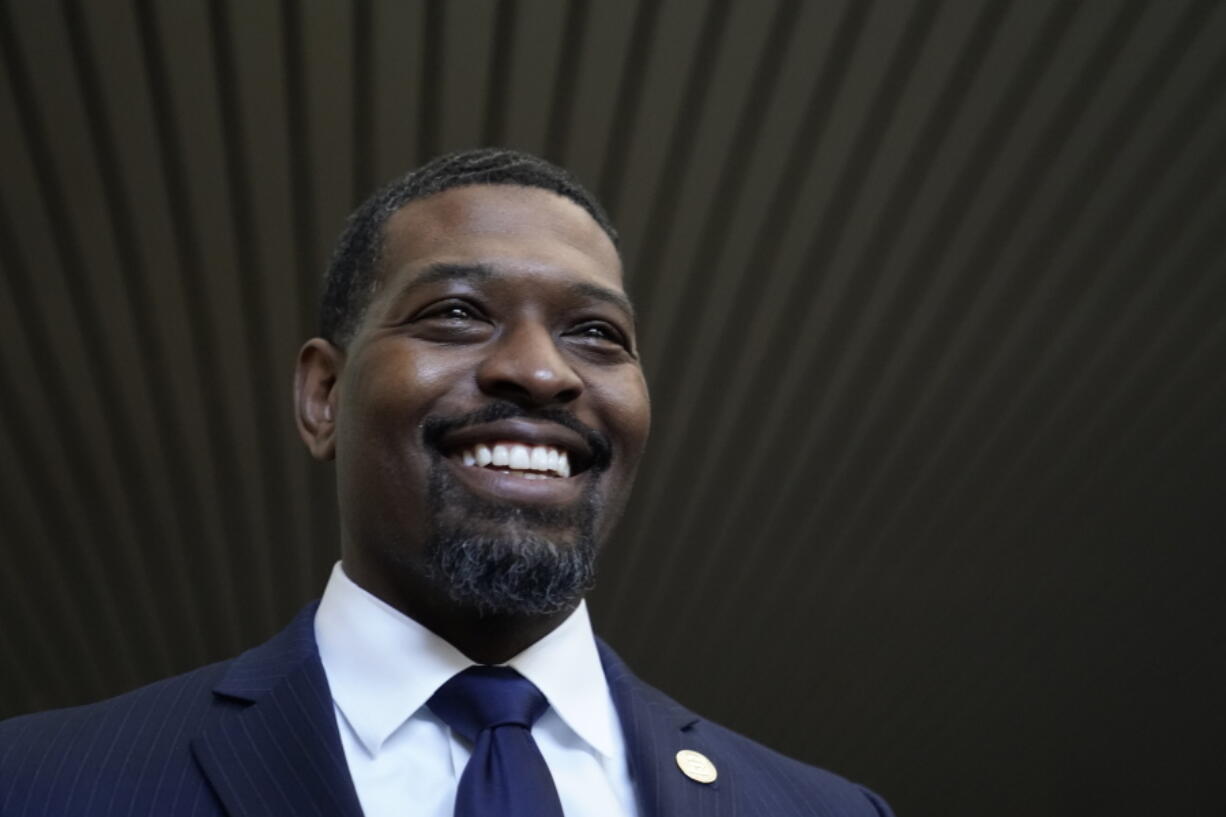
[[433, 416, 600, 506], [436, 417, 597, 474], [456, 442, 571, 478]]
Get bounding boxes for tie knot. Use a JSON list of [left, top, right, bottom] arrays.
[[428, 666, 550, 744]]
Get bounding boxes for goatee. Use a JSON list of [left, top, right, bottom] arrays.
[[419, 445, 601, 617]]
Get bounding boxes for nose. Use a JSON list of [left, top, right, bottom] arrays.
[[476, 322, 583, 407]]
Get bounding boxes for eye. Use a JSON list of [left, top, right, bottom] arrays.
[[407, 298, 492, 342], [578, 323, 613, 339], [568, 320, 633, 353], [414, 299, 485, 323], [430, 303, 478, 321]]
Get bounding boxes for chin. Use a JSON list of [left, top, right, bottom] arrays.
[[419, 460, 602, 617], [423, 528, 597, 617]]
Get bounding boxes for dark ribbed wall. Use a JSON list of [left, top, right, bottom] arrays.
[[1, 2, 1223, 814]]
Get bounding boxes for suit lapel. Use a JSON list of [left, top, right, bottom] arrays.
[[191, 604, 365, 817], [598, 641, 737, 817], [189, 608, 735, 817]]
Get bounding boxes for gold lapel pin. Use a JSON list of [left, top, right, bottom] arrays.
[[675, 749, 718, 783]]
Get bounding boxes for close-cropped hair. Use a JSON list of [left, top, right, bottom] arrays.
[[320, 147, 619, 346]]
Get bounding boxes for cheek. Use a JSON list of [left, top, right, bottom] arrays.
[[347, 345, 470, 423], [335, 359, 426, 479], [597, 372, 651, 458]]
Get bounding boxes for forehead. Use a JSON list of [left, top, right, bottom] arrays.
[[379, 184, 623, 290]]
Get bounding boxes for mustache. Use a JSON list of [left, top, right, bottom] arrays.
[[421, 400, 613, 472]]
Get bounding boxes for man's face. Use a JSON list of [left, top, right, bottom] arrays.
[[309, 185, 649, 616]]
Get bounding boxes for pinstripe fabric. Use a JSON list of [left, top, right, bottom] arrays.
[[0, 605, 361, 817], [0, 655, 229, 816], [0, 604, 891, 816], [598, 643, 892, 817]]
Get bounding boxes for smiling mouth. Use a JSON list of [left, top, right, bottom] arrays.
[[429, 413, 604, 494], [452, 442, 572, 479]]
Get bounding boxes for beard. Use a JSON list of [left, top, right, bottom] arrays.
[[415, 402, 611, 617], [420, 463, 600, 616]]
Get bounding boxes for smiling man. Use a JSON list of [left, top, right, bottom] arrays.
[[0, 149, 892, 817], [300, 177, 650, 668]]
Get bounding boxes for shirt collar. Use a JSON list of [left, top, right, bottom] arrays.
[[506, 596, 620, 759], [314, 562, 619, 760]]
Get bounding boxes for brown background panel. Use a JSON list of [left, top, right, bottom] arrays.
[[1, 1, 1224, 814]]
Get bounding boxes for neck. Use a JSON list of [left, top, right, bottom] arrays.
[[341, 556, 579, 664], [424, 606, 578, 664]]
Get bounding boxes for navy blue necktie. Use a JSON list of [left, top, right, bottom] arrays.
[[428, 666, 565, 817]]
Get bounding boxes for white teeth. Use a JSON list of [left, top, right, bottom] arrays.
[[509, 444, 531, 469], [456, 442, 573, 477]]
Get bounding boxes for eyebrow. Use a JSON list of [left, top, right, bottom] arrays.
[[385, 262, 493, 306], [406, 262, 494, 288], [398, 262, 637, 322], [570, 281, 637, 323]]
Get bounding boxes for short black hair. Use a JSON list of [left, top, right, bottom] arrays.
[[320, 147, 619, 345]]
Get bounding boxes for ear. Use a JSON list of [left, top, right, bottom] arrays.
[[294, 338, 344, 461]]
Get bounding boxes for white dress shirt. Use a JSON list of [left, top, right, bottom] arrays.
[[314, 563, 639, 817]]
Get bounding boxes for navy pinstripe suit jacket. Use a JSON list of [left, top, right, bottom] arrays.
[[0, 604, 893, 816]]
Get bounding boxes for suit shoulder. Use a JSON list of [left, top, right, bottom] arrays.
[[0, 661, 240, 815], [598, 641, 894, 816], [0, 658, 232, 774], [690, 716, 893, 815]]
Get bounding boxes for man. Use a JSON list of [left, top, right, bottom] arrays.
[[0, 149, 892, 816]]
